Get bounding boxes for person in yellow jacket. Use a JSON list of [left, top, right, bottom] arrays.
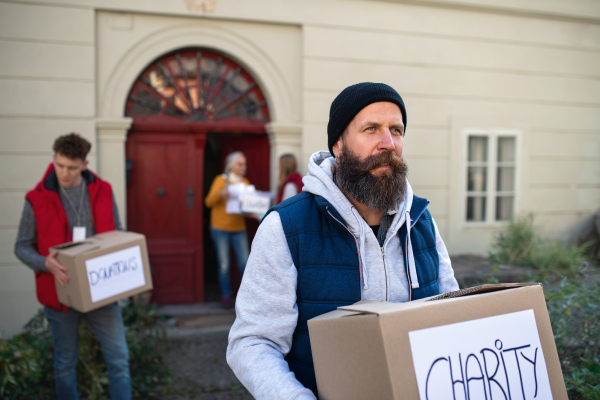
[[205, 151, 251, 308]]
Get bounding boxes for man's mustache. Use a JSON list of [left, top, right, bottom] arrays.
[[355, 151, 404, 173]]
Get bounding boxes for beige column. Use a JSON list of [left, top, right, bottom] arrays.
[[96, 118, 132, 228], [266, 122, 303, 192]]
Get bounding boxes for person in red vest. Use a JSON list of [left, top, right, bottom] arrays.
[[14, 133, 131, 400], [275, 153, 303, 204]]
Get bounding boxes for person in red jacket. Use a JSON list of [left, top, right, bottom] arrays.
[[14, 133, 131, 400], [275, 153, 303, 205]]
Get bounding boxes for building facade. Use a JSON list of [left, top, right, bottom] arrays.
[[1, 0, 599, 336]]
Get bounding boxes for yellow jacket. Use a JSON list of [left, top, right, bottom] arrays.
[[204, 175, 251, 232]]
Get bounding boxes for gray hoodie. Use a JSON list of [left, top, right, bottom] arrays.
[[227, 151, 459, 400]]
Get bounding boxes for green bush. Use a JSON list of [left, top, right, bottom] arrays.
[[484, 217, 600, 399], [0, 300, 171, 400], [122, 301, 172, 399], [469, 268, 600, 398], [0, 313, 54, 399], [545, 274, 600, 399], [490, 213, 591, 272]]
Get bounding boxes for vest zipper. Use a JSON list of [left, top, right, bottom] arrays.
[[381, 247, 388, 301], [326, 207, 364, 300]]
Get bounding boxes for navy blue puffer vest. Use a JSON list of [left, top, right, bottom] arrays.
[[264, 192, 440, 397]]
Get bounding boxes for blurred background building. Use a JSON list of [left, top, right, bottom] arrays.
[[1, 0, 598, 336]]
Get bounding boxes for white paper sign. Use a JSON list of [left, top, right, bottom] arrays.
[[409, 310, 552, 400], [85, 245, 145, 303], [225, 183, 254, 214], [239, 191, 272, 214]]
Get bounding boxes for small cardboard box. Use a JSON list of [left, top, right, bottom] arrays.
[[308, 283, 567, 400], [50, 230, 153, 313]]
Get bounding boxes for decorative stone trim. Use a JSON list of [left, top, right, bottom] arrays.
[[96, 118, 133, 227], [266, 122, 303, 191]]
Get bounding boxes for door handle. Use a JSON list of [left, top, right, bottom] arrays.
[[157, 188, 166, 197], [186, 187, 196, 210]]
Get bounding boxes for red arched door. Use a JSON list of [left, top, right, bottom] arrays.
[[125, 49, 270, 304]]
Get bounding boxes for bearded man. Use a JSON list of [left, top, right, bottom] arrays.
[[227, 82, 458, 399]]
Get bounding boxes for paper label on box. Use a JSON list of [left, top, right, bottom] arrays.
[[85, 245, 145, 303], [408, 309, 552, 400]]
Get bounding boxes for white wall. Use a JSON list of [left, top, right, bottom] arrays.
[[299, 2, 600, 253], [0, 1, 96, 337]]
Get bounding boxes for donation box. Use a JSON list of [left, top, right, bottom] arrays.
[[308, 283, 568, 400], [50, 230, 153, 313]]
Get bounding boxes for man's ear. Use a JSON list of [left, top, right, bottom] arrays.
[[82, 159, 89, 171], [332, 137, 343, 158]]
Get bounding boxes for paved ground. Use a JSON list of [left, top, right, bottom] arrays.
[[161, 331, 252, 400], [450, 254, 534, 286]]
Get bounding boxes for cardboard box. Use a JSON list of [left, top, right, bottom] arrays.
[[50, 230, 153, 313], [308, 283, 567, 400]]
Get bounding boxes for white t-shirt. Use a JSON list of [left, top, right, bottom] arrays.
[[281, 182, 298, 202]]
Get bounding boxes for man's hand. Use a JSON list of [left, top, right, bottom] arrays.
[[45, 251, 69, 286], [218, 188, 229, 200]]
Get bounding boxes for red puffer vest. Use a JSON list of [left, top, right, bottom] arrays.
[[26, 163, 115, 311], [276, 172, 304, 205]]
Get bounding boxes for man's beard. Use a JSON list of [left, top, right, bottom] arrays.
[[335, 149, 408, 211]]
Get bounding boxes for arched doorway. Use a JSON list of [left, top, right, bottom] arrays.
[[124, 48, 270, 304]]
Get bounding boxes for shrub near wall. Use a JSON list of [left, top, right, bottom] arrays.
[[488, 215, 600, 399], [0, 301, 171, 400], [0, 314, 54, 399], [490, 214, 590, 273]]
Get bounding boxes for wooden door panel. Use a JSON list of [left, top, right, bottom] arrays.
[[127, 130, 269, 302], [136, 138, 192, 245], [126, 131, 202, 304], [149, 254, 196, 304]]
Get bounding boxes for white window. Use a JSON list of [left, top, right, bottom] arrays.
[[464, 131, 519, 224]]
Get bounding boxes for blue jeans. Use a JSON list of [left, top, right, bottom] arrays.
[[44, 302, 131, 400], [210, 228, 249, 297]]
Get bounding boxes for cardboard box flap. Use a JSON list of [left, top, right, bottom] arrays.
[[426, 282, 542, 301], [310, 308, 366, 321], [95, 230, 144, 241], [337, 300, 407, 315], [51, 241, 92, 251], [335, 284, 543, 316], [50, 241, 101, 256]]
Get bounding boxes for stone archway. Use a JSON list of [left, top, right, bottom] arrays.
[[95, 21, 302, 230], [123, 48, 271, 303]]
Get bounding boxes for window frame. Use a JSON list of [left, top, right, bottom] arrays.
[[461, 129, 521, 227]]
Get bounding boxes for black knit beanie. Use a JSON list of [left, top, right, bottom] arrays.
[[327, 82, 407, 156]]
